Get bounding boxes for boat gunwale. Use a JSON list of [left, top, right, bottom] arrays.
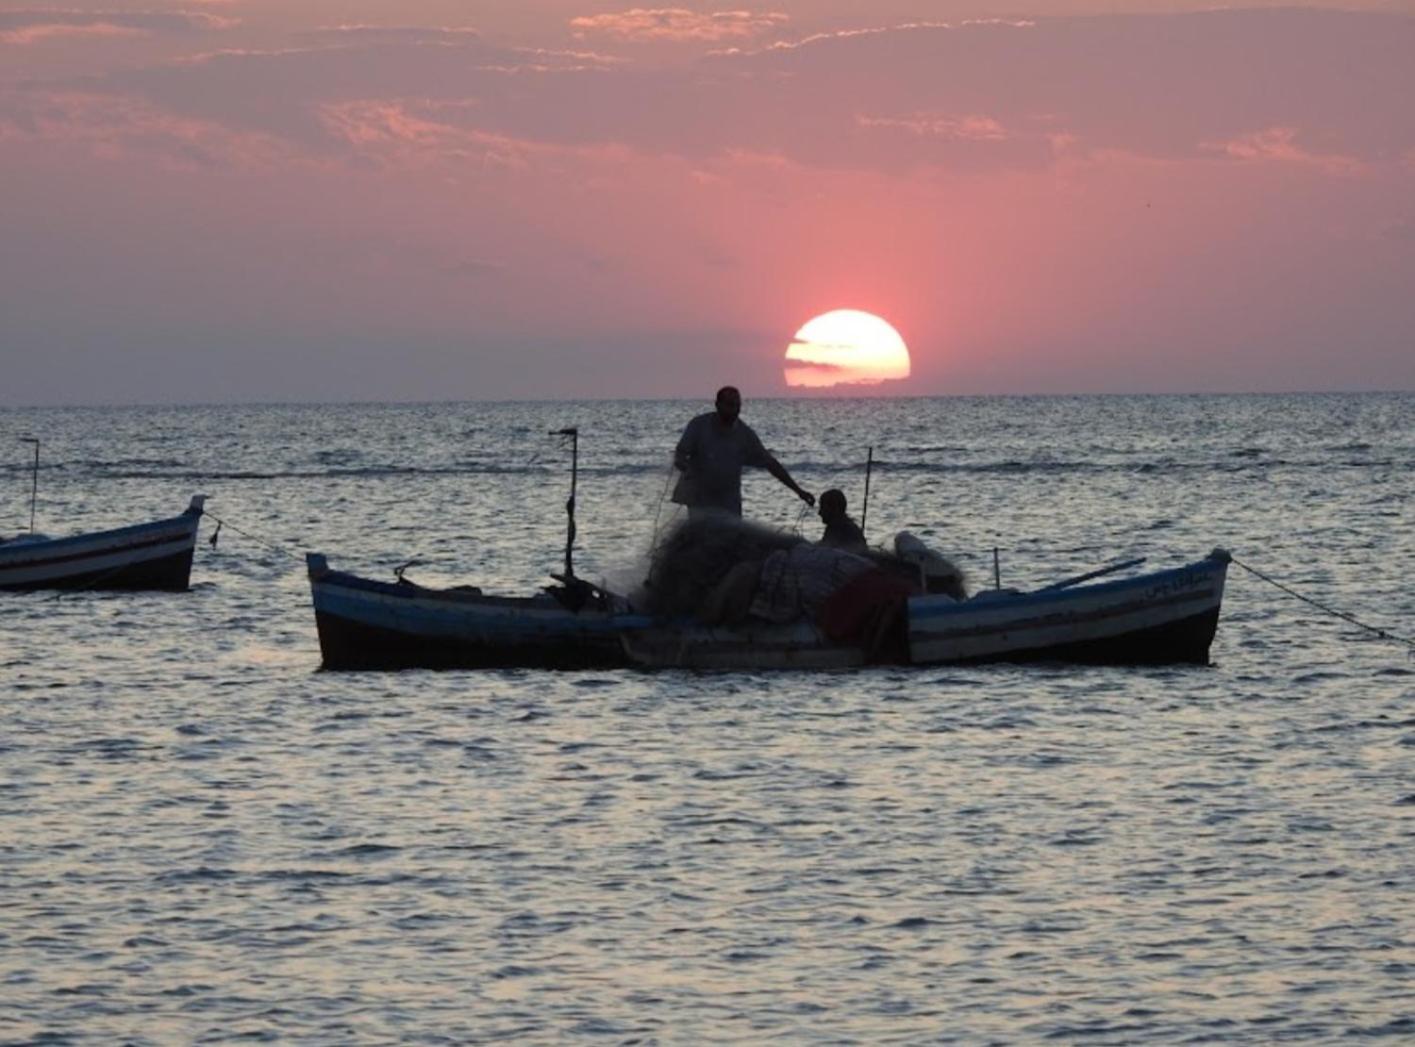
[[0, 512, 199, 563], [909, 556, 1227, 621], [312, 568, 621, 611]]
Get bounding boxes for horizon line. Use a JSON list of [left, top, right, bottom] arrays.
[[2, 387, 1413, 411]]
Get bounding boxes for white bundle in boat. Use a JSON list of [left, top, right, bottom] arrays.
[[894, 531, 967, 599]]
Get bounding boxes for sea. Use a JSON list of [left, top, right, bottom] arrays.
[[1, 394, 1412, 1044]]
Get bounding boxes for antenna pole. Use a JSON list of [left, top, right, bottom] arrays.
[[21, 437, 39, 534], [551, 427, 579, 579], [860, 446, 873, 540]]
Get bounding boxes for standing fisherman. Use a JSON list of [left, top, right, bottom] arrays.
[[671, 386, 814, 518]]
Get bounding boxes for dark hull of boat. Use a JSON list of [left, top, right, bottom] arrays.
[[0, 498, 204, 593], [0, 547, 196, 593], [313, 609, 629, 671], [950, 606, 1221, 666]]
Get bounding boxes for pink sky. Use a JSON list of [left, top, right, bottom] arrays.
[[1, 1, 1412, 404]]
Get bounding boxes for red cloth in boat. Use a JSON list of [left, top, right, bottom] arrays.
[[819, 568, 920, 649]]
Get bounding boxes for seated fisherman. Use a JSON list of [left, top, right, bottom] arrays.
[[817, 488, 867, 553]]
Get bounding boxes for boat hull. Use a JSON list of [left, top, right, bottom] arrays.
[[622, 620, 867, 671], [308, 554, 644, 671], [0, 498, 204, 592], [907, 554, 1228, 666], [312, 608, 631, 670], [305, 550, 1229, 672]]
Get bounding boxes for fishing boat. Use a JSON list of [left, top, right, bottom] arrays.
[[308, 549, 1230, 671], [0, 496, 207, 592], [305, 428, 1230, 671]]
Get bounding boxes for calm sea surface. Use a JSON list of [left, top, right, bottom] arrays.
[[1, 395, 1412, 1044]]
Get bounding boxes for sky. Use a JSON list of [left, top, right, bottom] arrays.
[[1, 1, 1413, 404]]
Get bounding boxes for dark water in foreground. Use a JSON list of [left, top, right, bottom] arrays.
[[1, 395, 1412, 1043]]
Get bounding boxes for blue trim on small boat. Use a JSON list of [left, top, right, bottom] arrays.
[[0, 513, 194, 559], [313, 571, 655, 632], [909, 558, 1224, 622]]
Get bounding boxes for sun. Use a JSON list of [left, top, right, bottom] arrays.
[[784, 309, 911, 389]]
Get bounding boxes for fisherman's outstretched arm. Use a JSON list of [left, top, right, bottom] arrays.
[[766, 457, 815, 505]]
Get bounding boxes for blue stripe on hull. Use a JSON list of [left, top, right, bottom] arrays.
[[910, 561, 1225, 622]]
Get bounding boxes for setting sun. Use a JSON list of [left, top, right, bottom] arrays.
[[784, 309, 911, 389]]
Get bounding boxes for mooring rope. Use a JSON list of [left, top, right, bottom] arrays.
[[202, 512, 303, 561], [37, 510, 301, 601], [1232, 556, 1415, 653]]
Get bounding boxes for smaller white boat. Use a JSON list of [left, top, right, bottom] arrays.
[[905, 551, 1230, 666], [0, 496, 206, 592]]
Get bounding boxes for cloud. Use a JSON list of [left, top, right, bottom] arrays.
[[0, 89, 298, 170], [750, 19, 953, 53], [6, 9, 1412, 180], [1, 22, 144, 45], [317, 99, 541, 171], [1201, 126, 1365, 174], [569, 8, 788, 43], [294, 25, 482, 47], [856, 113, 1009, 142], [0, 10, 236, 45]]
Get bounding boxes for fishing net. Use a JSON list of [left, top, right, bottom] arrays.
[[641, 513, 801, 617], [638, 508, 968, 630]]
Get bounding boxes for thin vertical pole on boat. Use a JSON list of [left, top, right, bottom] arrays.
[[552, 427, 578, 579], [21, 437, 39, 534], [860, 446, 873, 540], [993, 546, 1001, 590]]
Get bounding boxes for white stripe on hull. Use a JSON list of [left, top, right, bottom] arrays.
[[0, 533, 195, 586], [908, 575, 1225, 663]]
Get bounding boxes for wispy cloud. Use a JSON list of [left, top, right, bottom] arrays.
[[317, 99, 541, 172], [758, 15, 1032, 50], [1, 22, 144, 46], [857, 113, 1009, 142], [0, 11, 236, 46], [0, 89, 296, 170], [294, 25, 482, 47], [1203, 127, 1365, 175], [570, 8, 788, 43]]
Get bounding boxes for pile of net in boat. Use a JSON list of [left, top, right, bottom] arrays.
[[641, 514, 967, 634], [643, 515, 802, 618]]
